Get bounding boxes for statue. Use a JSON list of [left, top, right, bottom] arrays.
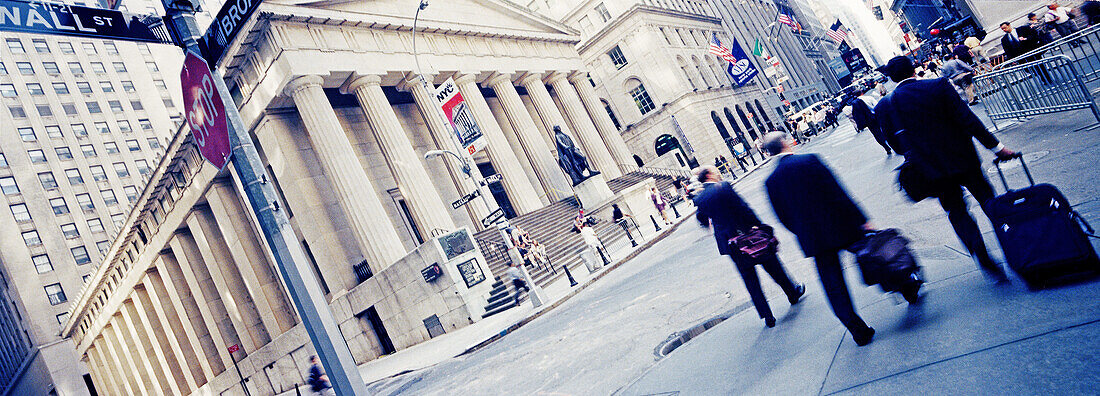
[[554, 126, 599, 186]]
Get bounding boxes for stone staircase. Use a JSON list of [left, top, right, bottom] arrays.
[[474, 168, 692, 318], [481, 278, 527, 318]]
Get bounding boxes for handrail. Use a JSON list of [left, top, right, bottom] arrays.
[[637, 166, 692, 179]]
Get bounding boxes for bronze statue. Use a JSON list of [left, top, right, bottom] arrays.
[[554, 126, 599, 185]]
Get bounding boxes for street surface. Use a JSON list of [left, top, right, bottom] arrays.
[[366, 106, 1100, 395]]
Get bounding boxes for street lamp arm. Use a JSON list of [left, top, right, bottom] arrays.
[[425, 149, 472, 176]]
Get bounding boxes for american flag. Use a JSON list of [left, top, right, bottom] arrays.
[[777, 5, 801, 31], [827, 20, 848, 43], [709, 34, 736, 62]]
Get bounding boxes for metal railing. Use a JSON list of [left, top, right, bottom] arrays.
[[637, 166, 693, 179], [353, 260, 374, 284], [993, 23, 1100, 85], [475, 238, 513, 267], [974, 55, 1100, 128]]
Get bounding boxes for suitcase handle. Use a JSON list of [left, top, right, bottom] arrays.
[[992, 152, 1034, 191]]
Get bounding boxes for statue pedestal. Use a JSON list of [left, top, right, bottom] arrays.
[[574, 174, 614, 209]]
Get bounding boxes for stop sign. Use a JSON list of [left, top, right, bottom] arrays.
[[181, 51, 232, 169]]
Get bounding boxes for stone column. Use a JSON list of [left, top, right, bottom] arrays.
[[568, 73, 636, 174], [403, 74, 496, 222], [108, 319, 149, 395], [487, 74, 573, 199], [98, 334, 134, 395], [187, 210, 260, 357], [284, 75, 405, 272], [133, 283, 194, 393], [167, 233, 235, 370], [454, 74, 542, 215], [206, 181, 295, 335], [89, 344, 122, 395], [546, 73, 622, 180], [146, 265, 213, 383], [349, 75, 457, 234], [119, 298, 173, 395]]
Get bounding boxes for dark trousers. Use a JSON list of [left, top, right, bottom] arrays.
[[814, 251, 870, 334], [512, 278, 529, 292], [731, 252, 799, 319], [934, 170, 1003, 274], [868, 126, 892, 154]]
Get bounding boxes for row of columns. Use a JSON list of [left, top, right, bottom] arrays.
[[83, 182, 298, 395], [281, 71, 635, 276]]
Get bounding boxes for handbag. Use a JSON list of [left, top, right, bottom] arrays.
[[896, 160, 940, 202], [729, 227, 779, 259]]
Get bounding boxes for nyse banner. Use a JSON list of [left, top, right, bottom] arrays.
[[0, 0, 162, 42], [201, 0, 263, 67]]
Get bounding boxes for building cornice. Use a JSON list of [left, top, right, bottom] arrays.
[[576, 4, 722, 55]]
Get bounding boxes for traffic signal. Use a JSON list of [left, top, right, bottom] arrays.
[[873, 6, 883, 20]]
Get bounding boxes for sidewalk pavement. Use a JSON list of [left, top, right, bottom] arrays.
[[617, 107, 1100, 395]]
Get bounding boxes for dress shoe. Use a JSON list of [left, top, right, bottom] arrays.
[[852, 327, 875, 346], [764, 317, 776, 328], [788, 283, 806, 305]]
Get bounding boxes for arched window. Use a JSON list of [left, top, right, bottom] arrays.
[[633, 154, 645, 168], [692, 56, 711, 88], [736, 105, 758, 140], [745, 103, 766, 132], [600, 99, 622, 130], [678, 56, 697, 90], [654, 134, 683, 157], [708, 57, 726, 86], [724, 108, 746, 142], [755, 99, 776, 131], [626, 78, 656, 115]]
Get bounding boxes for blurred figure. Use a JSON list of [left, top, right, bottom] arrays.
[[307, 356, 335, 396], [650, 187, 671, 225], [761, 133, 876, 346], [941, 54, 978, 105], [1045, 3, 1079, 40], [1081, 0, 1100, 25]]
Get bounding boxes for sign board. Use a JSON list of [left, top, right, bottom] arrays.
[[181, 51, 232, 169], [227, 344, 240, 353], [842, 48, 869, 73], [201, 0, 264, 67], [437, 229, 476, 260], [0, 0, 162, 43], [451, 189, 480, 209], [763, 65, 778, 77], [828, 56, 851, 81], [480, 208, 505, 227], [435, 78, 486, 155], [457, 258, 486, 288], [776, 76, 790, 84], [420, 263, 443, 282], [724, 39, 759, 87], [481, 174, 503, 185]]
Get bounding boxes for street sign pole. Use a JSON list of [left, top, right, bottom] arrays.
[[162, 2, 369, 395]]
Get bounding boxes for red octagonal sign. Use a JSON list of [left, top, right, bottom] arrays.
[[181, 51, 232, 169]]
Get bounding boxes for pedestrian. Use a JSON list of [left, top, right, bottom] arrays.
[[964, 36, 986, 64], [307, 356, 335, 395], [848, 95, 891, 155], [505, 262, 530, 298], [941, 54, 978, 105], [580, 224, 607, 272], [612, 203, 632, 229], [649, 187, 671, 225], [761, 132, 876, 346], [875, 56, 1016, 283], [1045, 3, 1079, 40], [1000, 22, 1035, 61], [951, 41, 973, 64], [1081, 0, 1100, 26], [693, 166, 804, 328]]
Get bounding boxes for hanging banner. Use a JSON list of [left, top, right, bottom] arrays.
[[724, 39, 759, 87], [435, 78, 486, 155]]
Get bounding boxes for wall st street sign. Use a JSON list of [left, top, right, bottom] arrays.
[[0, 0, 163, 42]]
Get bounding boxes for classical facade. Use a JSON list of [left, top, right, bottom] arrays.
[[62, 1, 641, 394], [0, 25, 181, 395]]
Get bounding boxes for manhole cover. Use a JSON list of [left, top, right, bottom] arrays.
[[986, 150, 1049, 174]]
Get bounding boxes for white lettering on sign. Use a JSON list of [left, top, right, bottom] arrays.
[[0, 7, 97, 32], [187, 74, 221, 147], [216, 0, 254, 46]]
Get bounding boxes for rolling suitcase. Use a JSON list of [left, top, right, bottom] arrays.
[[988, 154, 1100, 288]]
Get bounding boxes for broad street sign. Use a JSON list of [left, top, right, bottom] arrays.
[[481, 174, 502, 186], [480, 208, 505, 228], [181, 51, 232, 169], [202, 0, 263, 67], [0, 0, 164, 43], [451, 189, 480, 210]]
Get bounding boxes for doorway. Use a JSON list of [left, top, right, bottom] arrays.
[[477, 162, 516, 219], [358, 306, 396, 355]]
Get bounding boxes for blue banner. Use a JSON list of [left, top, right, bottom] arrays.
[[726, 39, 759, 86]]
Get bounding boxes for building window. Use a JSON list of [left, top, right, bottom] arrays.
[[44, 62, 60, 74], [90, 62, 105, 74], [36, 104, 53, 117], [126, 140, 140, 152], [56, 312, 71, 327], [56, 147, 74, 161], [121, 81, 135, 92], [595, 2, 612, 22], [0, 84, 15, 97], [607, 46, 628, 69], [118, 120, 132, 133], [113, 162, 129, 178], [76, 81, 91, 94], [76, 193, 94, 211], [81, 145, 97, 157], [147, 138, 161, 149], [104, 142, 119, 154], [90, 165, 107, 181], [86, 102, 101, 114], [627, 79, 656, 115], [38, 172, 58, 189], [72, 124, 88, 137], [88, 218, 104, 233], [59, 42, 74, 54], [82, 42, 96, 54], [108, 100, 123, 112], [146, 62, 159, 72], [99, 81, 113, 92], [603, 100, 622, 130], [28, 149, 46, 163], [17, 62, 34, 74], [94, 122, 110, 135], [10, 203, 30, 222], [47, 124, 64, 138], [9, 106, 26, 118], [104, 42, 118, 55], [50, 197, 68, 215], [22, 230, 42, 246], [45, 283, 67, 305], [27, 83, 43, 95], [124, 185, 138, 202], [0, 177, 19, 194], [63, 103, 78, 115], [153, 80, 167, 90], [0, 62, 5, 74], [61, 223, 80, 239], [69, 62, 84, 74], [6, 38, 24, 53], [96, 240, 109, 254], [162, 97, 174, 108], [111, 213, 125, 228], [32, 39, 49, 53], [135, 159, 150, 175], [72, 246, 91, 265], [101, 189, 117, 206], [18, 127, 36, 142], [53, 82, 69, 94], [131, 100, 143, 111], [34, 255, 54, 274], [112, 62, 126, 73], [139, 119, 153, 131], [65, 168, 83, 185], [0, 153, 5, 167]]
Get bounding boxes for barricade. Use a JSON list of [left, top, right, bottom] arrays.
[[994, 23, 1100, 86], [974, 55, 1100, 130]]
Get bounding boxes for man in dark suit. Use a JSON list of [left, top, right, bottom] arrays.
[[848, 96, 891, 155], [695, 166, 805, 328], [1000, 22, 1041, 61], [761, 134, 876, 346], [876, 56, 1016, 283]]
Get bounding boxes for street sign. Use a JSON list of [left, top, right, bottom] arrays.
[[481, 174, 503, 186], [181, 51, 232, 169], [227, 344, 240, 353], [480, 208, 505, 227], [201, 0, 264, 67], [436, 78, 486, 155], [420, 263, 443, 282], [451, 189, 480, 210], [0, 0, 164, 43]]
